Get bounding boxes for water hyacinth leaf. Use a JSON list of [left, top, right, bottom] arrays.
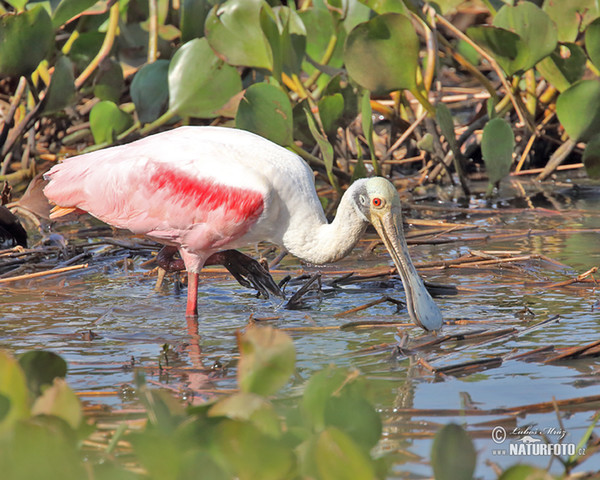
[[0, 351, 30, 432], [131, 59, 169, 124], [324, 395, 381, 450], [18, 350, 67, 397], [43, 56, 76, 114], [536, 43, 586, 92], [315, 427, 376, 480], [305, 107, 339, 191], [583, 134, 600, 179], [31, 378, 82, 429], [52, 0, 98, 28], [481, 117, 514, 188], [318, 93, 344, 139], [271, 6, 307, 77], [4, 418, 88, 480], [129, 430, 186, 480], [300, 367, 349, 430], [431, 423, 476, 480], [89, 101, 134, 144], [235, 83, 293, 146], [498, 465, 554, 480], [5, 0, 27, 10], [360, 90, 378, 173], [208, 392, 281, 438], [0, 5, 54, 77], [344, 13, 419, 94], [436, 102, 460, 159], [543, 0, 600, 43], [323, 74, 359, 130], [298, 2, 344, 81], [585, 18, 600, 71], [180, 0, 212, 42], [466, 25, 523, 75], [216, 420, 295, 480], [237, 326, 295, 396], [493, 2, 557, 73], [93, 58, 124, 103], [358, 0, 406, 14], [556, 80, 600, 142], [205, 0, 272, 70], [168, 38, 242, 119]]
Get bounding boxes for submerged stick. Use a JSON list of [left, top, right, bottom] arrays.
[[0, 263, 89, 284]]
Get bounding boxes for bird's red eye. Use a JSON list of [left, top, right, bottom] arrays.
[[372, 197, 384, 208]]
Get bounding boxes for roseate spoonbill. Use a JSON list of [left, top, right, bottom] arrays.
[[44, 126, 443, 331]]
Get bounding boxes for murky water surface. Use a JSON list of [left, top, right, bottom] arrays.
[[2, 178, 600, 478]]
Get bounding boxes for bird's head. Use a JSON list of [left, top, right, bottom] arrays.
[[352, 177, 443, 332]]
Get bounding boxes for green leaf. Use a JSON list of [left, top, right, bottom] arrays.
[[93, 58, 124, 103], [556, 80, 600, 142], [237, 326, 295, 396], [344, 13, 419, 94], [544, 0, 600, 43], [305, 106, 339, 191], [2, 418, 87, 480], [298, 2, 345, 85], [235, 83, 293, 146], [300, 367, 348, 431], [324, 395, 381, 450], [208, 392, 281, 438], [0, 394, 10, 423], [0, 5, 54, 77], [436, 102, 461, 160], [431, 424, 476, 480], [131, 60, 170, 124], [0, 350, 30, 433], [536, 43, 586, 92], [216, 420, 294, 480], [43, 56, 76, 114], [52, 0, 98, 28], [318, 93, 344, 139], [205, 0, 272, 70], [585, 18, 600, 71], [315, 427, 376, 480], [468, 2, 557, 75], [498, 465, 554, 480], [583, 134, 600, 179], [4, 0, 28, 11], [358, 0, 406, 14], [493, 2, 557, 74], [466, 25, 523, 75], [323, 74, 359, 130], [31, 378, 82, 429], [180, 0, 212, 42], [129, 430, 184, 480], [360, 89, 379, 174], [481, 117, 514, 188], [264, 6, 307, 78], [18, 350, 67, 398], [89, 101, 134, 144], [168, 38, 242, 118]]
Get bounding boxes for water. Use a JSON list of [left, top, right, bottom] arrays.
[[2, 178, 600, 478]]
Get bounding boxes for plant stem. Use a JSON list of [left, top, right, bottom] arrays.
[[75, 2, 120, 89]]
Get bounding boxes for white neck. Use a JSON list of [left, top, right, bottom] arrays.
[[281, 181, 369, 265]]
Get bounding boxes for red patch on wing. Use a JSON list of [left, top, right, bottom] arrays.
[[149, 165, 264, 223]]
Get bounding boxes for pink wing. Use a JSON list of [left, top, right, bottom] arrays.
[[44, 132, 266, 254]]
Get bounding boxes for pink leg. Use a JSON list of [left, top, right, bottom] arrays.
[[186, 271, 199, 317]]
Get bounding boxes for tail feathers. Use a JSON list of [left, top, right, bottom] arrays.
[[49, 205, 86, 219]]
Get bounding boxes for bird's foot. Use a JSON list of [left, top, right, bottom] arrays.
[[206, 250, 285, 299]]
